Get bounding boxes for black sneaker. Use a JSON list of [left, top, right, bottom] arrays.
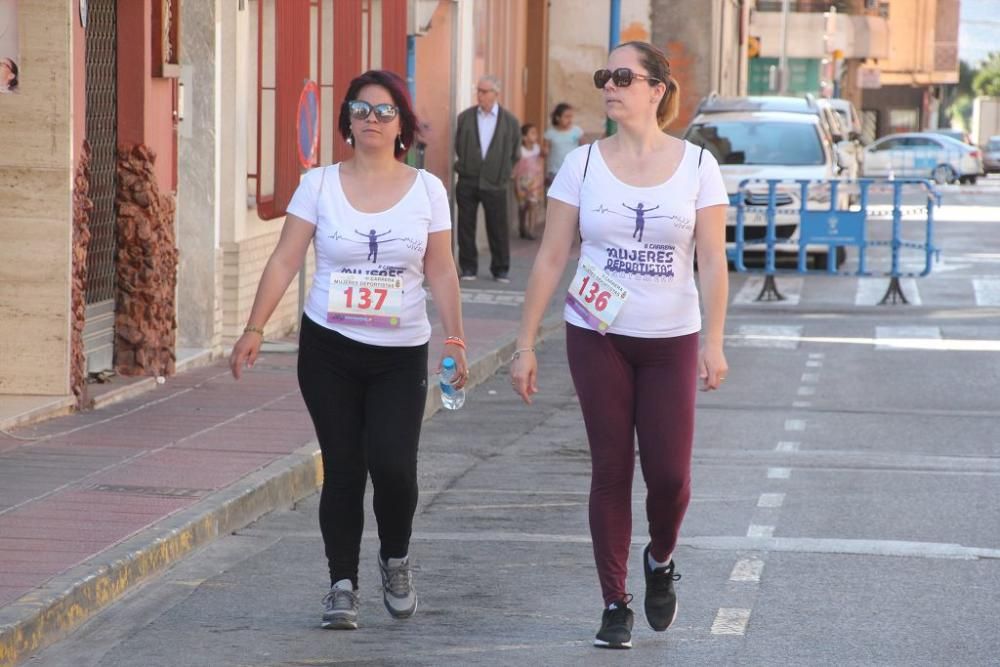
[[643, 543, 681, 631], [493, 271, 511, 284], [594, 596, 634, 649]]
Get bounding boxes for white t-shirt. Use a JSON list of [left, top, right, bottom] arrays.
[[547, 140, 729, 338], [285, 164, 452, 347]]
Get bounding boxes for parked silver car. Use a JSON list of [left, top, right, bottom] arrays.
[[983, 136, 1000, 174], [862, 132, 984, 184]]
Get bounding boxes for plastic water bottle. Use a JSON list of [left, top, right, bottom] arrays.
[[439, 356, 466, 410]]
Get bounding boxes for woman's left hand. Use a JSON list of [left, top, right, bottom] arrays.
[[698, 344, 728, 392], [438, 345, 469, 389]]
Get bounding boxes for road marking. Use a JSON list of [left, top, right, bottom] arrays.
[[775, 441, 800, 453], [801, 372, 820, 383], [728, 325, 804, 349], [729, 558, 765, 583], [711, 608, 751, 635], [733, 276, 803, 305], [747, 524, 775, 538], [792, 401, 812, 408], [758, 493, 786, 508], [875, 326, 941, 350], [450, 288, 525, 307], [784, 419, 806, 432], [768, 467, 791, 479], [731, 333, 1000, 352], [972, 278, 1000, 306], [808, 353, 825, 360], [806, 360, 823, 368], [435, 501, 584, 511], [797, 386, 816, 396], [855, 278, 922, 306]]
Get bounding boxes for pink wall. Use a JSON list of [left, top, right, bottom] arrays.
[[73, 0, 86, 169], [117, 0, 177, 192], [414, 1, 455, 183]]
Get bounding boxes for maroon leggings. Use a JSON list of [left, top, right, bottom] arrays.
[[566, 323, 699, 605]]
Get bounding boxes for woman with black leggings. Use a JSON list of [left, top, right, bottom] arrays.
[[230, 70, 466, 630]]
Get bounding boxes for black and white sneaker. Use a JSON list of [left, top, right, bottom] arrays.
[[643, 543, 681, 631], [594, 596, 634, 649], [322, 579, 359, 630]]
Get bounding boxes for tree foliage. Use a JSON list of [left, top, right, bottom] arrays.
[[972, 52, 1000, 97]]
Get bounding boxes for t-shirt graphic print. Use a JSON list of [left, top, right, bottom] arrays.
[[548, 141, 728, 338], [286, 164, 452, 347]]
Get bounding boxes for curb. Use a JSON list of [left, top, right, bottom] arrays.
[[0, 314, 564, 667]]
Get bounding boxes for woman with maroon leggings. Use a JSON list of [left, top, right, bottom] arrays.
[[510, 41, 729, 650]]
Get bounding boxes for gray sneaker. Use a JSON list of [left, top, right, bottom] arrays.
[[378, 555, 417, 618], [322, 579, 359, 630]]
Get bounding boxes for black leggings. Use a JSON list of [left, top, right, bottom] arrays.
[[297, 315, 429, 588]]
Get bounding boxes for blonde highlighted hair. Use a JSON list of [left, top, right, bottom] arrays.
[[615, 41, 679, 130]]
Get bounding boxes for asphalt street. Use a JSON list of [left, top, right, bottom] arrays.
[[27, 177, 1000, 667]]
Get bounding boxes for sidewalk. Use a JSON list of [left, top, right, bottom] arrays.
[[0, 237, 570, 667]]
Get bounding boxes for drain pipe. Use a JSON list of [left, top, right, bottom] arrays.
[[606, 0, 621, 137]]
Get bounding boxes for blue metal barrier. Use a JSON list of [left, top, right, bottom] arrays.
[[731, 178, 941, 304]]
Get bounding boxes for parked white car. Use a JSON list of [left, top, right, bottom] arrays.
[[684, 105, 848, 267], [983, 136, 1000, 174], [862, 132, 984, 184]]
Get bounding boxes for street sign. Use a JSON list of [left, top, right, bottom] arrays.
[[296, 80, 320, 169], [857, 67, 881, 90]]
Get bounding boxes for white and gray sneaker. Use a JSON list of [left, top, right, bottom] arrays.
[[322, 579, 359, 630], [378, 555, 418, 618]]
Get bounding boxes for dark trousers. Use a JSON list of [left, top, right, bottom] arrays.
[[565, 323, 699, 605], [296, 315, 429, 587], [456, 178, 510, 277]]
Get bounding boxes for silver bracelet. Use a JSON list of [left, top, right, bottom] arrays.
[[510, 347, 535, 363]]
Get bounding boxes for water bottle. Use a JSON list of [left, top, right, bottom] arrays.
[[439, 356, 466, 410]]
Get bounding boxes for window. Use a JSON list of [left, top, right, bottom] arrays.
[[872, 138, 904, 151], [685, 121, 826, 166]]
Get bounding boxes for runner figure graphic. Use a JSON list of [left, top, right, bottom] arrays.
[[622, 202, 660, 243], [355, 228, 394, 263]]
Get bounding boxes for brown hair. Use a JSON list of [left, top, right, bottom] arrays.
[[615, 41, 679, 130]]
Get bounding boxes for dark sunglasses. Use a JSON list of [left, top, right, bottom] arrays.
[[593, 68, 661, 89], [348, 100, 399, 123]]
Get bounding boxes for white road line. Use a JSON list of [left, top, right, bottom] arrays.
[[875, 326, 941, 350], [784, 419, 806, 432], [808, 353, 825, 360], [747, 524, 775, 538], [758, 493, 786, 508], [775, 441, 800, 453], [729, 558, 765, 583], [806, 360, 823, 368], [768, 467, 791, 479], [972, 278, 1000, 306], [711, 608, 751, 635], [797, 386, 816, 396], [728, 325, 804, 349], [733, 276, 803, 305], [792, 401, 812, 408], [855, 278, 922, 306], [801, 372, 820, 383]]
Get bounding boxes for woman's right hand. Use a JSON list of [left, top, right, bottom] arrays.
[[229, 332, 263, 380], [510, 350, 538, 405]]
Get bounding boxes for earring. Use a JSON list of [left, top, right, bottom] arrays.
[[347, 133, 354, 147], [397, 135, 406, 152]]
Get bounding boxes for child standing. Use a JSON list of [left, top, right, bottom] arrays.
[[512, 123, 545, 240], [544, 103, 584, 187]]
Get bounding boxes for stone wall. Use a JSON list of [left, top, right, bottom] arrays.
[[71, 142, 94, 403], [115, 145, 178, 377]]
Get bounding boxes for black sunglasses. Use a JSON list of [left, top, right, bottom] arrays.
[[593, 68, 661, 89], [348, 100, 399, 123]]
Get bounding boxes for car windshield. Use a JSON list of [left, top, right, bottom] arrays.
[[988, 139, 1000, 151], [685, 121, 825, 166]]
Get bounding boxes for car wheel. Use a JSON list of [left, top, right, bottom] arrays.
[[932, 164, 955, 185], [969, 176, 978, 185]]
